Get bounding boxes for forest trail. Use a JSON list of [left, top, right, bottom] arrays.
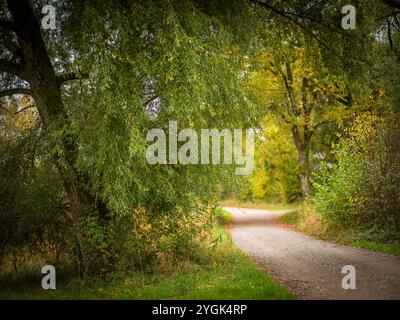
[[224, 207, 400, 300]]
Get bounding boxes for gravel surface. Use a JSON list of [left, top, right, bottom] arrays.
[[224, 207, 400, 300]]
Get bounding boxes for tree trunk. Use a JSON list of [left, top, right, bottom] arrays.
[[6, 0, 92, 271], [282, 63, 312, 198], [298, 149, 310, 197], [292, 126, 310, 197]]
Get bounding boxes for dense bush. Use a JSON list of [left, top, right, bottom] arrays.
[[311, 113, 400, 242], [74, 204, 214, 276], [0, 131, 73, 270], [0, 128, 215, 277]]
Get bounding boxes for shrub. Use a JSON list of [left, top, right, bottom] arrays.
[[73, 203, 215, 277], [311, 113, 400, 242], [0, 132, 73, 271]]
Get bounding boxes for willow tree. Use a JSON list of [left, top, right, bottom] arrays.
[[0, 0, 262, 271]]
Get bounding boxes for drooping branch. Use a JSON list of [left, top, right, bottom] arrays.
[[0, 58, 27, 79], [374, 10, 400, 21], [382, 0, 400, 9], [251, 0, 337, 55], [57, 72, 89, 85], [0, 87, 32, 98], [254, 0, 349, 36]]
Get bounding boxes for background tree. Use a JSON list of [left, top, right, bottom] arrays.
[[251, 47, 350, 197]]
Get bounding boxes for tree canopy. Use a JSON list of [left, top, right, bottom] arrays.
[[1, 0, 399, 276]]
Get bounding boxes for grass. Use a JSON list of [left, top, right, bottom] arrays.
[[220, 198, 295, 211], [278, 210, 301, 226], [0, 214, 293, 300], [213, 207, 232, 225], [279, 208, 400, 257], [278, 207, 323, 237], [349, 241, 400, 256]]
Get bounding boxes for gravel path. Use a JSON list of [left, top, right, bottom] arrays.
[[224, 207, 400, 300]]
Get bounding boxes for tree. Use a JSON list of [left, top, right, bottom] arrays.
[[0, 0, 100, 266], [252, 116, 301, 203], [251, 47, 351, 196], [0, 0, 259, 273], [249, 0, 400, 197]]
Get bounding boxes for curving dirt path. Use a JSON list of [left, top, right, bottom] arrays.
[[224, 207, 400, 300]]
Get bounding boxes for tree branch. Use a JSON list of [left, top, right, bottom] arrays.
[[281, 62, 299, 117], [0, 105, 16, 119], [0, 88, 32, 98], [0, 19, 17, 31], [57, 72, 89, 84], [387, 18, 394, 49], [252, 0, 346, 60], [313, 120, 336, 130], [335, 95, 352, 107], [381, 0, 400, 9], [14, 104, 36, 115], [0, 59, 26, 79], [374, 10, 400, 21], [263, 64, 279, 76]]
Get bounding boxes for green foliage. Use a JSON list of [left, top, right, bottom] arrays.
[[73, 204, 215, 276], [231, 116, 301, 204], [311, 113, 400, 242], [54, 0, 259, 240], [1, 0, 268, 278], [213, 207, 232, 225], [0, 225, 294, 300], [40, 0, 263, 275], [252, 118, 301, 203], [0, 131, 72, 268]]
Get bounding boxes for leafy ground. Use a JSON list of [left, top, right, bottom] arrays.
[[279, 209, 400, 257], [0, 212, 293, 300]]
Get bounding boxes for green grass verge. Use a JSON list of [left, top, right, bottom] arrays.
[[349, 241, 400, 256], [213, 207, 233, 225], [279, 210, 400, 256], [278, 210, 301, 226], [0, 221, 293, 300]]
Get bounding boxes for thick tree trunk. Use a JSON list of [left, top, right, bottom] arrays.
[[298, 149, 310, 197], [6, 0, 92, 271], [283, 63, 312, 198], [292, 126, 310, 197]]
